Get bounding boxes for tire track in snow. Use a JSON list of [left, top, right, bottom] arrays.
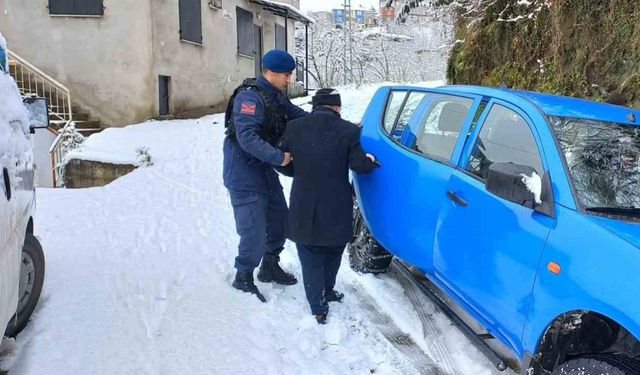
[[390, 265, 456, 374], [347, 284, 445, 375]]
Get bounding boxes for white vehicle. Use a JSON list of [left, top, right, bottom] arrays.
[[1, 34, 47, 338]]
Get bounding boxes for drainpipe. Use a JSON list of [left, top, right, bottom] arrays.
[[284, 9, 289, 96], [284, 9, 288, 52], [305, 23, 309, 95]]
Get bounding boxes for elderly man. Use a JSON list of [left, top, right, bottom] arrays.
[[278, 88, 378, 324]]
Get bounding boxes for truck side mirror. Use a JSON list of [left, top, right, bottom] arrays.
[[23, 97, 50, 133], [485, 162, 555, 218]]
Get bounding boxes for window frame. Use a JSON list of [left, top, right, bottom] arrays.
[[48, 0, 104, 17], [236, 6, 254, 58], [459, 99, 548, 183], [379, 88, 483, 168], [179, 0, 203, 45], [381, 90, 409, 135], [391, 91, 428, 142], [410, 95, 476, 165]]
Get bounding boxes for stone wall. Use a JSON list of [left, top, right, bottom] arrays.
[[64, 159, 135, 188]]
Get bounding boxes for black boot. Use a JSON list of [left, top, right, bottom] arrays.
[[325, 289, 344, 303], [232, 272, 266, 303], [315, 314, 327, 325], [257, 254, 298, 285]]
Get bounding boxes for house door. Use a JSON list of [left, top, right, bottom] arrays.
[[159, 75, 170, 116]]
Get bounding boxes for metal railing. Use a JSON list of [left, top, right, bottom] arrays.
[[7, 49, 73, 126], [6, 50, 77, 187], [49, 120, 77, 188], [49, 121, 84, 187]]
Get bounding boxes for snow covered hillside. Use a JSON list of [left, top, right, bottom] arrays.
[[0, 82, 513, 375]]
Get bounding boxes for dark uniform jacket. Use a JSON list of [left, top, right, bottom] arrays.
[[222, 75, 307, 193], [279, 107, 377, 246]]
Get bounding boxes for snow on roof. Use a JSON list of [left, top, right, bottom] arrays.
[[360, 27, 413, 41], [252, 0, 315, 24], [351, 5, 377, 12]]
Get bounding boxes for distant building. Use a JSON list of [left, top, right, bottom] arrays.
[[379, 0, 397, 22], [331, 5, 376, 27], [332, 8, 347, 25], [352, 6, 377, 26]]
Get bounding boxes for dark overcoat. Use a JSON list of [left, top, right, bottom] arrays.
[[279, 107, 377, 246]]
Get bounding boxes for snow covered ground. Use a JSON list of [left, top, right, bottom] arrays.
[[1, 83, 514, 374]]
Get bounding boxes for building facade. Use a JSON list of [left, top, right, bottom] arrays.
[[0, 0, 310, 127]]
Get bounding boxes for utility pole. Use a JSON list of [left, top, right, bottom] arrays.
[[342, 1, 348, 85], [341, 0, 353, 85], [348, 0, 353, 83]]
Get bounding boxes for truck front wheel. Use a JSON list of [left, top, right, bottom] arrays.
[[347, 206, 393, 274], [553, 354, 639, 375], [4, 233, 45, 337]]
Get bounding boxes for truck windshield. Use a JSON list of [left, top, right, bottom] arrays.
[[549, 115, 640, 213]]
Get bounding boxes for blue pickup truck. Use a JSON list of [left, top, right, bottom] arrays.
[[349, 85, 640, 375]]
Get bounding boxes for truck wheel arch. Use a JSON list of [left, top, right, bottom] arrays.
[[529, 310, 640, 374]]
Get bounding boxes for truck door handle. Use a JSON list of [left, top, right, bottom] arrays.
[[447, 190, 467, 207], [2, 167, 11, 201]]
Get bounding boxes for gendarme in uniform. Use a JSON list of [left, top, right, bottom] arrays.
[[222, 49, 307, 302]]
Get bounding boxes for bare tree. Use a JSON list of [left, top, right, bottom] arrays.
[[299, 13, 455, 87]]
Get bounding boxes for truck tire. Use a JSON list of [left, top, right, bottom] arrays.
[[553, 354, 640, 375], [348, 205, 393, 274], [4, 233, 45, 337]]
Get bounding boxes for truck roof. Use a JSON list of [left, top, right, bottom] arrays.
[[442, 85, 640, 126]]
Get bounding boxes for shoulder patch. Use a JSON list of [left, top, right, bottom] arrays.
[[240, 101, 257, 115]]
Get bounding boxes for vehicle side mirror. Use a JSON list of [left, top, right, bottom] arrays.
[[23, 97, 50, 133], [486, 162, 555, 218]]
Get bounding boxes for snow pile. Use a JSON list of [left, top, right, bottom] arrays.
[[521, 171, 542, 204], [0, 32, 32, 170], [65, 120, 191, 165]]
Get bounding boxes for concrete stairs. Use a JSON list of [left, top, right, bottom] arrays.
[[8, 53, 103, 137], [70, 107, 103, 137]]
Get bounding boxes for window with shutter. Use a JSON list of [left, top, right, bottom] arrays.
[[179, 0, 203, 44], [48, 0, 104, 16], [236, 7, 254, 57], [275, 24, 286, 51]]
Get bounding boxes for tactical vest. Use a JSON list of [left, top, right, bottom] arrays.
[[224, 78, 287, 147]]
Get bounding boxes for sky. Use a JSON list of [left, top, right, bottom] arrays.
[[299, 0, 381, 12]]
